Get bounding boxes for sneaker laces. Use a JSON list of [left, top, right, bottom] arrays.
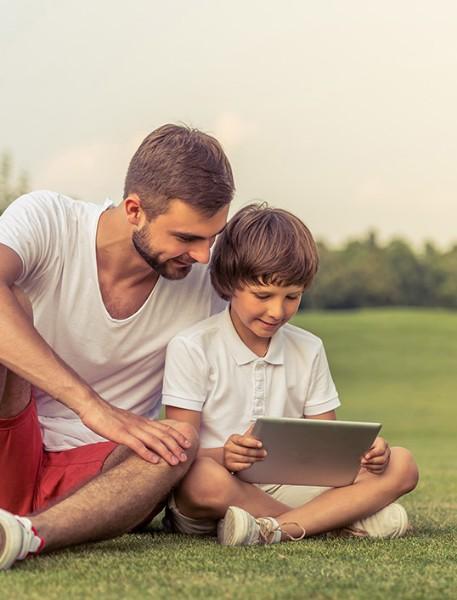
[[15, 517, 44, 560], [258, 518, 306, 544]]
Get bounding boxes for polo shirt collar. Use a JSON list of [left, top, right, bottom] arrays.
[[222, 307, 285, 366]]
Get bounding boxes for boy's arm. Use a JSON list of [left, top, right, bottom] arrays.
[[306, 410, 336, 420], [165, 405, 224, 464]]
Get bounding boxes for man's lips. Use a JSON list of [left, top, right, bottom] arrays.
[[173, 258, 195, 267]]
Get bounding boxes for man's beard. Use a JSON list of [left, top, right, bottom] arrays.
[[132, 228, 193, 280]]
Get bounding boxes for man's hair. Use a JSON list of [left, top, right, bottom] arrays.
[[124, 124, 235, 219], [210, 203, 319, 300]]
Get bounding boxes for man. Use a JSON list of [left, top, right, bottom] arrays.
[[0, 124, 234, 569]]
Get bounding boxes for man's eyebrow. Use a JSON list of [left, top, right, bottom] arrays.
[[171, 224, 227, 240]]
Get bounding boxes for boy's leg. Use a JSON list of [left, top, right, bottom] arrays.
[[271, 446, 418, 539], [174, 451, 417, 542], [172, 456, 291, 522]]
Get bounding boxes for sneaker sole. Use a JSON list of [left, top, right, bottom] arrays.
[[218, 506, 253, 546], [0, 510, 23, 570]]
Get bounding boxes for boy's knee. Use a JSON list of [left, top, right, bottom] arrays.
[[178, 457, 231, 511], [390, 447, 419, 494]]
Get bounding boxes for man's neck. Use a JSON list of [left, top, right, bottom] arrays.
[[96, 204, 158, 287], [95, 205, 159, 319]]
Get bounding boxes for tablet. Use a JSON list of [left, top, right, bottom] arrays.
[[237, 417, 382, 486]]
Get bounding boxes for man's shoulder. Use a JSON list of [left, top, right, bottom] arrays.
[[5, 190, 100, 221]]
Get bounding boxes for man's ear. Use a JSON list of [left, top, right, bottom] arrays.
[[124, 194, 146, 227]]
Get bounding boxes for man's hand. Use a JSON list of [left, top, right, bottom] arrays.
[[223, 425, 267, 472], [80, 401, 192, 465], [361, 436, 391, 474]]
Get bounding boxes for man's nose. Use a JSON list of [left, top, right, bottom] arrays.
[[189, 240, 211, 264]]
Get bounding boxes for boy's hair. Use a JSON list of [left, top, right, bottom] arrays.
[[124, 124, 235, 219], [210, 203, 319, 300]]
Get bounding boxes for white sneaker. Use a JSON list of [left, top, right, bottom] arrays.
[[217, 506, 306, 546], [0, 509, 43, 570], [343, 503, 410, 539]]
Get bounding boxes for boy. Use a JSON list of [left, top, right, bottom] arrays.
[[162, 204, 419, 545]]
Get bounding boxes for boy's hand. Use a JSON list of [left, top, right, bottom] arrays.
[[361, 436, 391, 474], [223, 425, 267, 472]]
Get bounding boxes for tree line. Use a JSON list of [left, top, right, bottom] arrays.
[[1, 152, 455, 309], [302, 232, 457, 310]]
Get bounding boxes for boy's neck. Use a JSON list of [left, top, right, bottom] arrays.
[[229, 307, 271, 357]]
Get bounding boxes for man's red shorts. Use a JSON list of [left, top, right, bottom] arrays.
[[0, 398, 117, 516]]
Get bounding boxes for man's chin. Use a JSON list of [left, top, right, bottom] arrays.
[[158, 263, 193, 280]]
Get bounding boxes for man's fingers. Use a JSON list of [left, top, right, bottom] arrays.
[[152, 420, 192, 448], [139, 421, 189, 461], [123, 435, 161, 464], [129, 429, 186, 466]]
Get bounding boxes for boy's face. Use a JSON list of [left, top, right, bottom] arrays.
[[230, 282, 304, 348]]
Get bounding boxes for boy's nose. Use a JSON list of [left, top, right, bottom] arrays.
[[267, 302, 285, 321]]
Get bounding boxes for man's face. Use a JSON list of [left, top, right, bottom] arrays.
[[132, 199, 229, 280]]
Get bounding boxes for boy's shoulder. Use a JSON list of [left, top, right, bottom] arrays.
[[280, 322, 325, 354], [168, 309, 226, 348]]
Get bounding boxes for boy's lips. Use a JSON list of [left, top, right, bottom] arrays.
[[258, 319, 282, 327]]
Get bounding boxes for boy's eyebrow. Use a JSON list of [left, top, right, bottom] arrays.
[[170, 224, 227, 241]]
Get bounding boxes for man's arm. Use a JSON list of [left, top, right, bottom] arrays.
[[0, 244, 191, 465]]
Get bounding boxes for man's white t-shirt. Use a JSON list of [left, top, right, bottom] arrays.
[[162, 307, 341, 448], [0, 191, 224, 451]]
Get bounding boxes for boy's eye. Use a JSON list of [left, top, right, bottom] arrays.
[[254, 294, 270, 300], [287, 295, 301, 300]]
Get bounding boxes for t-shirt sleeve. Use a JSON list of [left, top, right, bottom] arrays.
[[303, 341, 341, 416], [161, 335, 209, 411], [0, 192, 64, 284]]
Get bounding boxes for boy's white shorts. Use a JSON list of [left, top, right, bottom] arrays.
[[166, 483, 331, 536]]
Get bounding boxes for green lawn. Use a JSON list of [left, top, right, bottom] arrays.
[[2, 309, 456, 599]]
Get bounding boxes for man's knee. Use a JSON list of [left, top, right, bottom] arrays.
[[162, 419, 200, 459]]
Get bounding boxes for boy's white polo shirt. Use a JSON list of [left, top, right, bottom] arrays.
[[162, 307, 340, 448]]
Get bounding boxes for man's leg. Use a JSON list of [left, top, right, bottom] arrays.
[[28, 420, 198, 552]]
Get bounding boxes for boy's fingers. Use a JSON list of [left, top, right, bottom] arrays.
[[230, 447, 266, 460], [243, 423, 255, 436], [231, 434, 263, 449], [231, 462, 254, 472]]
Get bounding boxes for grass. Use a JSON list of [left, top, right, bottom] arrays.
[[2, 309, 456, 599]]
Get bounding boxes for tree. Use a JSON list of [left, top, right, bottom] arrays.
[[0, 152, 29, 215]]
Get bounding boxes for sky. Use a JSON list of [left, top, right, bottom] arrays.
[[1, 0, 457, 248]]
